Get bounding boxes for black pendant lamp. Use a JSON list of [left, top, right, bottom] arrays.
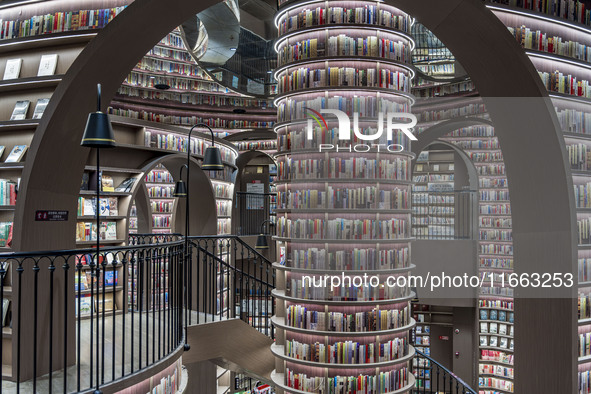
[[81, 84, 115, 148], [199, 124, 224, 171], [173, 164, 188, 198], [255, 219, 272, 249]]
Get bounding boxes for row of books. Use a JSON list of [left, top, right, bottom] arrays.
[[152, 216, 170, 229], [74, 293, 117, 317], [147, 185, 174, 198], [416, 63, 455, 76], [237, 140, 277, 151], [108, 107, 274, 129], [74, 270, 118, 291], [480, 257, 514, 269], [413, 174, 455, 182], [9, 98, 49, 121], [212, 182, 233, 199], [0, 7, 127, 40], [479, 377, 514, 392], [539, 70, 591, 97], [4, 53, 58, 81], [208, 167, 235, 183], [146, 46, 193, 63], [568, 143, 591, 172], [278, 35, 411, 65], [277, 217, 409, 239], [466, 151, 504, 162], [509, 24, 591, 62], [555, 106, 591, 134], [446, 138, 499, 150], [480, 363, 515, 379], [278, 5, 411, 35], [277, 125, 412, 151], [287, 277, 409, 301], [77, 197, 119, 217], [488, 0, 591, 26], [481, 321, 514, 336], [580, 258, 591, 282], [277, 157, 411, 181], [151, 200, 174, 213], [286, 304, 410, 331], [123, 71, 223, 92], [481, 217, 513, 228], [277, 95, 408, 123], [0, 222, 12, 247], [144, 130, 236, 162], [216, 200, 231, 216], [480, 243, 514, 255], [480, 229, 513, 241], [146, 170, 173, 183], [580, 292, 591, 318], [480, 349, 514, 365], [290, 246, 410, 270], [480, 204, 511, 217], [118, 86, 270, 109], [414, 80, 476, 98], [580, 331, 591, 357], [480, 189, 510, 201], [285, 366, 408, 394], [278, 66, 410, 94], [412, 206, 454, 215], [416, 103, 488, 123], [481, 286, 514, 297], [480, 335, 514, 350], [445, 126, 496, 138], [217, 218, 230, 235], [414, 163, 455, 172], [480, 177, 509, 188], [579, 370, 591, 393], [75, 222, 117, 242], [0, 179, 17, 206], [134, 57, 209, 79], [480, 297, 515, 310], [285, 337, 408, 364], [278, 186, 409, 210]]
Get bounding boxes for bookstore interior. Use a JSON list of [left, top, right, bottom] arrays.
[[0, 0, 590, 393]]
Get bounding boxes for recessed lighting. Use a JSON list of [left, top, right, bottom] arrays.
[[230, 47, 237, 51], [267, 70, 273, 73]]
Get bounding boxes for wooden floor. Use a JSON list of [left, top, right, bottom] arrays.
[[1, 310, 221, 393]]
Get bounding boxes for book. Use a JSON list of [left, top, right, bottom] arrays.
[[10, 100, 30, 120], [480, 309, 489, 320], [499, 337, 508, 349], [74, 272, 88, 291], [3, 58, 22, 80], [424, 325, 430, 333], [489, 322, 498, 334], [95, 293, 115, 312], [81, 172, 90, 191], [480, 335, 488, 346], [104, 270, 118, 286], [5, 145, 27, 163], [76, 295, 92, 317], [32, 98, 50, 119], [489, 336, 498, 347], [37, 54, 58, 76], [498, 311, 507, 321], [114, 177, 136, 192], [480, 322, 488, 333], [101, 174, 114, 192], [499, 324, 507, 335], [489, 310, 498, 320]]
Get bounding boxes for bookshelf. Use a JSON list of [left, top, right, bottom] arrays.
[[110, 31, 276, 139], [271, 1, 416, 392], [411, 148, 456, 239]]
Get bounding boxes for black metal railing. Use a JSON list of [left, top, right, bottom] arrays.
[[412, 349, 477, 393], [0, 240, 186, 393], [187, 235, 275, 338], [128, 233, 184, 245], [412, 190, 477, 240], [234, 191, 276, 236]]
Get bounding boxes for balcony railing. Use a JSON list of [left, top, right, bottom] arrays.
[[234, 191, 276, 236]]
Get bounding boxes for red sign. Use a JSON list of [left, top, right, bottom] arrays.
[[439, 335, 450, 341], [35, 210, 69, 221]]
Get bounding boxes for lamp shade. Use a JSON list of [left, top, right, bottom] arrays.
[[81, 112, 115, 148], [202, 146, 224, 170], [173, 180, 188, 197], [255, 233, 269, 249]]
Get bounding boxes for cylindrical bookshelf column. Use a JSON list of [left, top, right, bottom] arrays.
[[272, 1, 417, 392]]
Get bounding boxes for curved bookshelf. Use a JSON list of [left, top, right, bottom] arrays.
[[271, 315, 416, 337]]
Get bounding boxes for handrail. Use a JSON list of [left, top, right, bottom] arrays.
[[413, 348, 478, 393]]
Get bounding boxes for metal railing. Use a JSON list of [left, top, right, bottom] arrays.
[[234, 192, 276, 236], [0, 240, 186, 393], [188, 235, 275, 338], [412, 349, 477, 394], [411, 190, 478, 240]]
